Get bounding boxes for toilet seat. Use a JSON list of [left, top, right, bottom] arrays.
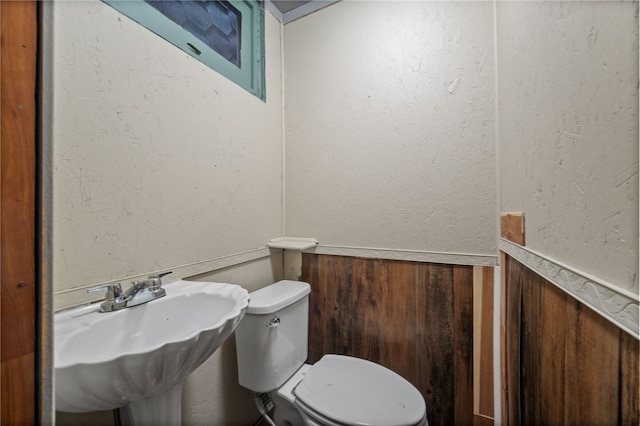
[[293, 355, 426, 426]]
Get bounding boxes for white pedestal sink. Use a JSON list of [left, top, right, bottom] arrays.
[[55, 280, 250, 425]]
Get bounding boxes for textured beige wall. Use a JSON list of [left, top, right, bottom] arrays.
[[497, 1, 639, 292], [51, 3, 284, 423], [284, 1, 497, 256], [51, 1, 284, 291]]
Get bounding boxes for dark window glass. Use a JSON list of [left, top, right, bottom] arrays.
[[144, 0, 242, 68]]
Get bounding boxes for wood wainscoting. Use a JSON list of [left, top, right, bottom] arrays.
[[301, 253, 475, 426], [502, 254, 639, 425]]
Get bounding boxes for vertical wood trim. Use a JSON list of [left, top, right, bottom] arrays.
[[473, 267, 483, 413], [453, 265, 474, 426], [477, 267, 494, 419], [619, 331, 640, 426], [504, 255, 522, 426], [474, 266, 495, 419], [0, 1, 38, 424], [500, 213, 525, 246], [499, 251, 509, 425]]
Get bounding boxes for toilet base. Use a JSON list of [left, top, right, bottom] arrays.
[[270, 365, 310, 426]]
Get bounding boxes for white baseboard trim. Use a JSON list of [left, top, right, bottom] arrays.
[[499, 238, 639, 339], [310, 244, 498, 266]]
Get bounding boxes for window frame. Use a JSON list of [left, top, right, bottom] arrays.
[[102, 0, 266, 101]]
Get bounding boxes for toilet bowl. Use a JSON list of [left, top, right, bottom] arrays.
[[235, 280, 428, 426]]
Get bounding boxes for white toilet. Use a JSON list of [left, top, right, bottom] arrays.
[[235, 280, 428, 426]]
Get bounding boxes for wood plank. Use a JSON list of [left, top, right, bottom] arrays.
[[418, 261, 455, 426], [619, 330, 640, 425], [519, 262, 568, 425], [478, 266, 494, 418], [499, 251, 509, 425], [453, 265, 474, 426], [535, 271, 567, 425], [1, 1, 38, 424], [1, 0, 37, 361], [519, 260, 541, 425], [503, 255, 522, 426], [500, 213, 525, 246], [562, 298, 620, 425], [1, 353, 35, 426], [473, 267, 483, 413]]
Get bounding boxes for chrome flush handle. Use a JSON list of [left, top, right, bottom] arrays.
[[266, 317, 280, 328]]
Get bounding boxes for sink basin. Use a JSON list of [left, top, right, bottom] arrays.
[[55, 280, 249, 424]]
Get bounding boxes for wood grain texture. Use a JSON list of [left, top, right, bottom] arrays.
[[503, 255, 639, 425], [520, 263, 567, 425], [1, 354, 35, 426], [474, 413, 494, 426], [500, 213, 525, 246], [619, 331, 640, 426], [301, 254, 474, 426], [453, 265, 474, 426], [1, 1, 38, 425], [1, 0, 37, 361], [503, 255, 522, 425], [499, 251, 509, 426], [474, 266, 494, 419]]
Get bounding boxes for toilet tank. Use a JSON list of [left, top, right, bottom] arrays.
[[235, 280, 311, 393]]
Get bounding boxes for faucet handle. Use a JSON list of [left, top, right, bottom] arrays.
[[148, 271, 172, 287], [87, 283, 123, 300], [148, 271, 172, 279]]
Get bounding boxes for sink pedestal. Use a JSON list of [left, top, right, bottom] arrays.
[[120, 383, 183, 426]]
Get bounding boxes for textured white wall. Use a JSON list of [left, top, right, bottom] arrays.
[[51, 1, 283, 291], [284, 1, 496, 256], [497, 1, 639, 292]]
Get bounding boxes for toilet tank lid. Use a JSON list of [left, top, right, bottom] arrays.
[[247, 280, 311, 314]]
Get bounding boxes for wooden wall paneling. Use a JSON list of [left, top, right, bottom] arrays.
[[473, 266, 494, 425], [418, 261, 456, 426], [562, 298, 621, 425], [302, 254, 475, 426], [519, 261, 567, 425], [503, 254, 639, 425], [535, 269, 568, 425], [453, 265, 474, 426], [307, 254, 353, 358], [378, 258, 421, 383], [518, 260, 540, 425], [499, 251, 509, 426], [619, 331, 640, 425], [503, 255, 522, 426], [0, 1, 38, 425]]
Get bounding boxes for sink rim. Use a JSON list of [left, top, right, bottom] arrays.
[[54, 280, 249, 370]]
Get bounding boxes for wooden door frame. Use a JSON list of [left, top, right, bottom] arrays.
[[1, 1, 53, 424]]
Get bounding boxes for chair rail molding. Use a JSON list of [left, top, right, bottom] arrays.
[[499, 238, 639, 339]]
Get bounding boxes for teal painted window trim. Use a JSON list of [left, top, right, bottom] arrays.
[[102, 0, 266, 101]]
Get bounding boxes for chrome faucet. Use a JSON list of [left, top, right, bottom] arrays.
[[88, 271, 172, 312]]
